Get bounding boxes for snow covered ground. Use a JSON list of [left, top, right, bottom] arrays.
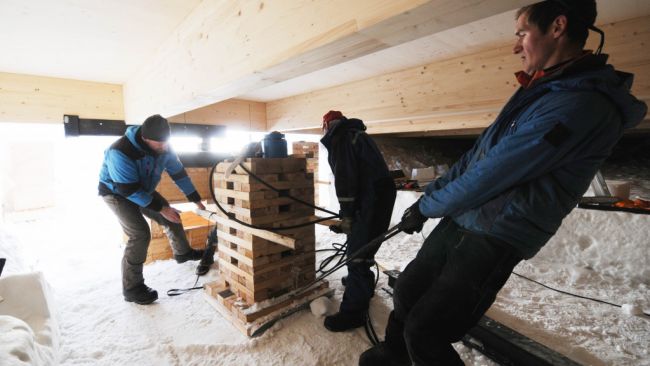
[[2, 193, 649, 366]]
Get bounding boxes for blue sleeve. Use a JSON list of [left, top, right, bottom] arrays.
[[419, 92, 617, 218], [105, 150, 158, 209], [164, 151, 201, 202], [425, 141, 479, 195]]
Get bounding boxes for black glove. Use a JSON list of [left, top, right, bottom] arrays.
[[400, 198, 427, 234], [339, 217, 353, 235], [329, 217, 352, 235], [329, 224, 343, 234]]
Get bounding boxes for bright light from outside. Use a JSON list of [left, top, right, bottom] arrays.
[[169, 136, 203, 152], [0, 123, 326, 216]]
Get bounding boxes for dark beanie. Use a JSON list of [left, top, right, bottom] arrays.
[[141, 114, 171, 142]]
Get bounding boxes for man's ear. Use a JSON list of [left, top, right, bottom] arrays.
[[551, 14, 568, 39]]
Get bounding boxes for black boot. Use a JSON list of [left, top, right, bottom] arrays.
[[195, 245, 216, 275], [324, 310, 366, 332], [175, 248, 204, 264], [359, 342, 410, 366], [123, 284, 158, 305]]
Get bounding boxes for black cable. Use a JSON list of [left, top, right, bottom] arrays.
[[168, 222, 218, 297], [365, 311, 380, 345], [291, 226, 402, 299], [364, 262, 381, 346], [316, 241, 348, 275], [208, 162, 338, 232], [238, 163, 339, 217], [167, 275, 203, 296], [513, 272, 650, 317]]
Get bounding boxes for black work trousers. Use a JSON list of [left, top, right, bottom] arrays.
[[385, 218, 522, 365], [340, 181, 396, 314]]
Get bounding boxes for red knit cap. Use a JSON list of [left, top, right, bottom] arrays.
[[322, 110, 344, 131]]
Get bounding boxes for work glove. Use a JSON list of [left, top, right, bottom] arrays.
[[400, 198, 427, 234], [339, 217, 353, 235], [328, 224, 343, 234]]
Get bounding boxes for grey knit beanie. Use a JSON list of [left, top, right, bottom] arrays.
[[141, 114, 171, 142]]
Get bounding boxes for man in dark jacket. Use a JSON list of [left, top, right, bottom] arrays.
[[99, 115, 207, 305], [320, 110, 396, 332], [360, 1, 648, 365]]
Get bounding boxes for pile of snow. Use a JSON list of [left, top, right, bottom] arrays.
[[0, 230, 30, 276], [0, 272, 59, 365]]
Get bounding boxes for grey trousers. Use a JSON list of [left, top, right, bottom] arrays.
[[102, 192, 193, 291]]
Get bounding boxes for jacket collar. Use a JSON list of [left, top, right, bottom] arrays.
[[320, 117, 366, 149], [514, 51, 606, 88]]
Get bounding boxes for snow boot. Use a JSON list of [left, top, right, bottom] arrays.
[[358, 342, 410, 366], [195, 245, 216, 275], [324, 310, 366, 332], [175, 248, 204, 264], [123, 284, 158, 305]]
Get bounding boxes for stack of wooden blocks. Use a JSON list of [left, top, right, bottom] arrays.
[[145, 211, 210, 264], [292, 141, 320, 205], [203, 157, 331, 335], [156, 167, 212, 203]]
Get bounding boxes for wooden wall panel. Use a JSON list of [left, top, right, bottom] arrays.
[[168, 99, 266, 131], [0, 72, 123, 124], [267, 16, 650, 135], [124, 0, 535, 123]]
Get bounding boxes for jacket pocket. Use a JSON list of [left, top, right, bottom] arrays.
[[475, 188, 517, 231]]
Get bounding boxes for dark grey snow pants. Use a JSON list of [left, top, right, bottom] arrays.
[[102, 192, 192, 291]]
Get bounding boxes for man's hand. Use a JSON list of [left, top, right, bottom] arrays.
[[194, 201, 206, 211], [340, 217, 353, 235], [329, 224, 343, 234], [161, 206, 181, 224], [400, 199, 427, 234]]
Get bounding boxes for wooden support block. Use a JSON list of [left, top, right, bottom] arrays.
[[196, 209, 296, 249], [144, 211, 211, 264], [157, 167, 213, 204]]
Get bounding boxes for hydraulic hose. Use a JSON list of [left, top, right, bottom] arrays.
[[208, 162, 339, 232]]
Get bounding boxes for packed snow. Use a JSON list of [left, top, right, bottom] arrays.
[[1, 189, 649, 366]]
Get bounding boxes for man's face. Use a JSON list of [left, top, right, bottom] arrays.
[[513, 12, 556, 74], [143, 138, 168, 154]]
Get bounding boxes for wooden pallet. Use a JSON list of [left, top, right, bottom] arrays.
[[204, 277, 333, 337]]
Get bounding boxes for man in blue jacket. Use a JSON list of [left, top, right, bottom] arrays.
[[321, 111, 396, 332], [360, 0, 647, 365], [99, 115, 207, 305]]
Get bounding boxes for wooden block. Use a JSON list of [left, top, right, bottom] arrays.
[[197, 209, 296, 249], [157, 167, 212, 203], [145, 211, 211, 264]]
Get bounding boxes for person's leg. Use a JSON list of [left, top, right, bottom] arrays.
[[140, 192, 200, 261], [386, 218, 458, 353], [359, 217, 458, 365], [342, 184, 397, 313], [102, 194, 151, 292], [324, 210, 373, 331], [327, 184, 397, 331], [403, 231, 522, 365]]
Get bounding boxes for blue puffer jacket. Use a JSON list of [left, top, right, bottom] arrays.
[[98, 126, 200, 211], [420, 54, 647, 258], [321, 118, 393, 217]]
